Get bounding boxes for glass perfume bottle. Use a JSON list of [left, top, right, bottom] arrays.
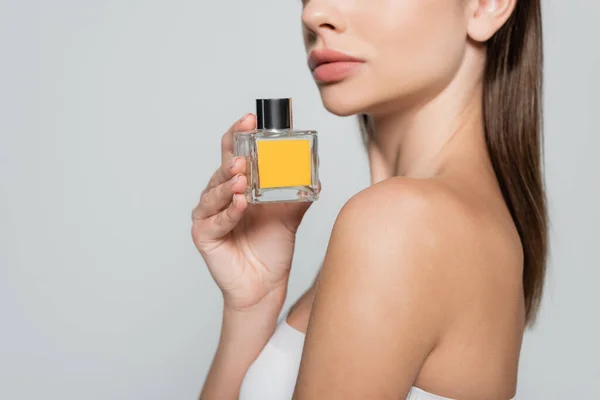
[[233, 98, 320, 204]]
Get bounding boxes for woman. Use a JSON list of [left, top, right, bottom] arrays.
[[192, 0, 547, 398]]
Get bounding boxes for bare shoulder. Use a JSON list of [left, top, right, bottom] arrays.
[[338, 175, 521, 258], [327, 175, 523, 317], [338, 176, 473, 235], [336, 176, 495, 258], [296, 177, 524, 398]]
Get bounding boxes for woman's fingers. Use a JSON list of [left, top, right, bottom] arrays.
[[205, 155, 246, 193], [191, 113, 256, 244], [195, 173, 247, 220], [210, 194, 248, 238], [203, 113, 255, 192], [192, 193, 248, 247], [221, 113, 257, 163]]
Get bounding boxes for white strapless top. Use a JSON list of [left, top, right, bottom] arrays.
[[239, 313, 494, 400]]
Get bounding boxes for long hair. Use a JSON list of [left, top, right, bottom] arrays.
[[358, 0, 547, 326]]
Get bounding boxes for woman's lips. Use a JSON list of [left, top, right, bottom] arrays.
[[312, 61, 364, 83], [308, 48, 365, 83]]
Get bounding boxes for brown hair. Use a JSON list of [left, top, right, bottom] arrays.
[[358, 0, 548, 325]]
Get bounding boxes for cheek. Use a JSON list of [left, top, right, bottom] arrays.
[[361, 0, 467, 104]]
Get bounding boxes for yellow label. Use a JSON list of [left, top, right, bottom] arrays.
[[257, 139, 311, 189]]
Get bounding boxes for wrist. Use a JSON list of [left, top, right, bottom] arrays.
[[223, 284, 288, 316], [220, 284, 288, 342]]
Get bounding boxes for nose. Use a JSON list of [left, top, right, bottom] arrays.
[[301, 0, 347, 40]]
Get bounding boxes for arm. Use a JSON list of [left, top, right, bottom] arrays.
[[292, 179, 457, 399], [200, 286, 287, 400], [194, 114, 314, 399]]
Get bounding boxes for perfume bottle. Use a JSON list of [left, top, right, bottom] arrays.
[[233, 98, 319, 204]]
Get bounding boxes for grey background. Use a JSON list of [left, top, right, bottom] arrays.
[[0, 0, 598, 398]]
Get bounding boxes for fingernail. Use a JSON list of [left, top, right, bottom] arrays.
[[240, 113, 251, 123], [229, 157, 239, 169], [230, 174, 240, 185]]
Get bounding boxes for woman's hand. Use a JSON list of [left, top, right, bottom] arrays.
[[191, 113, 314, 312]]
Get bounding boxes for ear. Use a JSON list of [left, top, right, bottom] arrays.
[[466, 0, 517, 42]]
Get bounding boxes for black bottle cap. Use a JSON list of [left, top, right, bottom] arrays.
[[256, 98, 293, 130]]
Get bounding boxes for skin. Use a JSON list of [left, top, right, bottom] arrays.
[[195, 0, 525, 399]]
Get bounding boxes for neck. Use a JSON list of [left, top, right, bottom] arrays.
[[367, 47, 490, 181]]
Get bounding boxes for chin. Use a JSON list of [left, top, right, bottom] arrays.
[[317, 77, 410, 117], [317, 84, 374, 116]]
